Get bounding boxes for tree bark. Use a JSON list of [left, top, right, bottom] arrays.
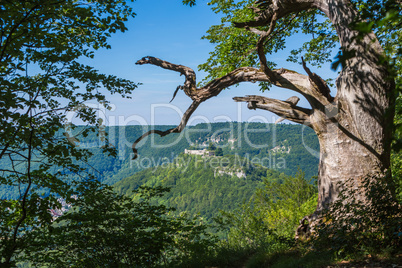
[[310, 0, 394, 211], [134, 0, 396, 225], [240, 0, 396, 215]]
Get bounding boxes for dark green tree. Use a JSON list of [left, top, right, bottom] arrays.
[[23, 183, 216, 267], [0, 0, 137, 265], [215, 147, 224, 156], [208, 142, 217, 151]]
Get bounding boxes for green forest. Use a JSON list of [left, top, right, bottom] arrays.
[[0, 122, 320, 199], [1, 0, 401, 267], [114, 153, 288, 224]]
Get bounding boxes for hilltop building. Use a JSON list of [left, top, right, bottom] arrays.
[[184, 149, 215, 157]]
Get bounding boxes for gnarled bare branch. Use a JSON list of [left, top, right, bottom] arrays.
[[233, 95, 311, 125], [199, 67, 314, 102], [132, 101, 200, 159], [136, 56, 197, 99], [301, 57, 334, 103], [138, 58, 318, 101], [132, 56, 326, 158]]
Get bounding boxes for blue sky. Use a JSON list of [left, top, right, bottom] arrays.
[[83, 0, 338, 126]]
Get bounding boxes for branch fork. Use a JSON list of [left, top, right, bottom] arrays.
[[132, 0, 335, 159], [233, 95, 311, 125]]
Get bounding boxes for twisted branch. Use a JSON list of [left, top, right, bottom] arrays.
[[136, 56, 197, 99], [131, 1, 336, 159], [233, 95, 312, 125], [132, 101, 200, 159], [132, 54, 327, 158], [301, 57, 334, 103]]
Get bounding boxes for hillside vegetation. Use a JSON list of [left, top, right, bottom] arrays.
[[0, 122, 319, 199], [109, 122, 319, 185], [114, 153, 288, 223]]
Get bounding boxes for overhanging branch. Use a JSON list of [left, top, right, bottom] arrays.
[[233, 95, 311, 125], [136, 56, 197, 100], [132, 101, 200, 159], [132, 55, 322, 158]]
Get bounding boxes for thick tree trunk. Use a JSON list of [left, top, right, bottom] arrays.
[[313, 113, 392, 211], [309, 0, 395, 212]]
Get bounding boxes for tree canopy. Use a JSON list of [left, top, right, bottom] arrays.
[[0, 0, 137, 264]]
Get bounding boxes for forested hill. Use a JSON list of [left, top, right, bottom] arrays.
[[114, 153, 288, 223], [94, 122, 319, 185], [0, 122, 319, 199]]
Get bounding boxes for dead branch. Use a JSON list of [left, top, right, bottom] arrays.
[[132, 101, 200, 159], [301, 57, 334, 103], [136, 56, 197, 99], [132, 54, 322, 158], [233, 95, 311, 125]]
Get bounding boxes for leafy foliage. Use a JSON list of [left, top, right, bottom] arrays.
[[199, 0, 262, 86], [114, 154, 281, 224], [254, 170, 317, 238], [314, 176, 402, 259], [19, 181, 216, 267], [0, 0, 137, 265], [199, 0, 339, 88], [182, 0, 197, 7], [211, 171, 317, 265]]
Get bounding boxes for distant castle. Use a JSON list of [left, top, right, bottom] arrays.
[[184, 149, 215, 157]]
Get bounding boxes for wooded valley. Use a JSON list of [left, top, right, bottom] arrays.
[[0, 0, 401, 267]]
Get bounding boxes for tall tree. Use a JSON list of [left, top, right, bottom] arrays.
[[0, 0, 137, 265], [133, 0, 401, 226]]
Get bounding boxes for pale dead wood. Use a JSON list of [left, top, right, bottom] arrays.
[[132, 101, 200, 159], [233, 95, 311, 125], [132, 56, 320, 159]]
